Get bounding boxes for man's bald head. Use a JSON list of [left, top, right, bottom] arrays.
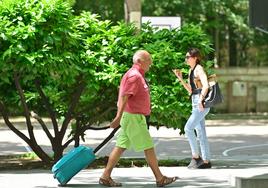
[[133, 50, 151, 64], [132, 50, 152, 72]]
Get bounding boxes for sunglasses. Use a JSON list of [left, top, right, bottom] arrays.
[[185, 55, 192, 60]]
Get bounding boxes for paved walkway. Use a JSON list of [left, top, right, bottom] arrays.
[[1, 118, 268, 187], [1, 164, 268, 188]]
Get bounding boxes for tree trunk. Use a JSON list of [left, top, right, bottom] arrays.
[[14, 73, 53, 164], [124, 0, 141, 30], [30, 144, 53, 164], [215, 28, 220, 67], [228, 26, 237, 67], [52, 140, 65, 162], [0, 100, 53, 164], [1, 73, 117, 164]]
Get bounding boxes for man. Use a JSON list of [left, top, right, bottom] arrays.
[[99, 50, 178, 187]]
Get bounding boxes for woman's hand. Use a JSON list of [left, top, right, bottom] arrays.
[[198, 102, 204, 112], [173, 69, 183, 80], [173, 69, 192, 94]]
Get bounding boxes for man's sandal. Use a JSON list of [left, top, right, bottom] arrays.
[[156, 176, 179, 187], [99, 177, 122, 187]]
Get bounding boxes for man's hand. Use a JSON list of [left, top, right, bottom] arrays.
[[110, 116, 121, 128], [110, 95, 128, 129]]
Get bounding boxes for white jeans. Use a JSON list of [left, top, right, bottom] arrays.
[[184, 94, 211, 160]]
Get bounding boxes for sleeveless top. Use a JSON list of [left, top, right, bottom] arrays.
[[189, 64, 201, 94], [190, 64, 197, 90]]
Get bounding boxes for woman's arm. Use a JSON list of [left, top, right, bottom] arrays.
[[173, 69, 192, 94]]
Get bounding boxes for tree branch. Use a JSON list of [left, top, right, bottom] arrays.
[[34, 79, 59, 134], [14, 73, 36, 141], [30, 111, 54, 142], [82, 106, 115, 127], [62, 107, 115, 149], [62, 125, 111, 149], [0, 101, 30, 144], [1, 101, 52, 164], [60, 78, 86, 140]]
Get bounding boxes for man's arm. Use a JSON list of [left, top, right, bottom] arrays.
[[110, 95, 129, 128]]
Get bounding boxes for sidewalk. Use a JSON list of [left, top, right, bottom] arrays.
[[1, 117, 268, 187], [1, 164, 268, 188]]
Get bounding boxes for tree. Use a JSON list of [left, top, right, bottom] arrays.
[[0, 0, 107, 163], [0, 0, 213, 164], [124, 0, 141, 29], [73, 0, 124, 22], [73, 0, 267, 67], [141, 0, 256, 67]]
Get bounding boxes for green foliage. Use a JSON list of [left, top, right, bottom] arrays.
[[72, 0, 268, 67], [0, 0, 80, 116], [141, 0, 268, 67], [0, 0, 213, 133], [138, 24, 213, 129], [19, 152, 38, 160], [72, 0, 124, 22], [115, 158, 189, 167]]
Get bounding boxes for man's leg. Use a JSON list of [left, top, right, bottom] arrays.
[[144, 147, 163, 181], [101, 146, 126, 179], [144, 147, 178, 186]]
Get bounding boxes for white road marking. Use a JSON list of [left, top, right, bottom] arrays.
[[222, 144, 268, 156], [23, 144, 32, 153]]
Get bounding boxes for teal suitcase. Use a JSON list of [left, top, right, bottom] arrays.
[[52, 146, 95, 185], [52, 126, 119, 185]]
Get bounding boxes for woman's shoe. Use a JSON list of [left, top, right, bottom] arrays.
[[197, 162, 212, 169], [187, 157, 203, 169]]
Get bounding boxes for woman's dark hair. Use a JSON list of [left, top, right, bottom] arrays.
[[188, 48, 201, 64]]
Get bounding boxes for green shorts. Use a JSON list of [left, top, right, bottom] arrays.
[[116, 112, 154, 152]]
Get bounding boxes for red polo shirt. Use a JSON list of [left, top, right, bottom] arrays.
[[118, 64, 151, 116]]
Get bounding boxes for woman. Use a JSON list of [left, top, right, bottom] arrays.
[[173, 48, 211, 169]]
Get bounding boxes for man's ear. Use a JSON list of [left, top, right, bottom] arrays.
[[135, 60, 142, 66]]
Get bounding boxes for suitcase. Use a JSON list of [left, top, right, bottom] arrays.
[[52, 126, 119, 185]]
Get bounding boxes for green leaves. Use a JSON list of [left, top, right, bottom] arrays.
[[135, 24, 214, 129], [0, 0, 213, 132]]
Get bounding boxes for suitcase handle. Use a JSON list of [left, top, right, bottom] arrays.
[[93, 126, 120, 154]]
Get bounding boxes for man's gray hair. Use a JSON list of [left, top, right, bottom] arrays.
[[132, 50, 148, 63]]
